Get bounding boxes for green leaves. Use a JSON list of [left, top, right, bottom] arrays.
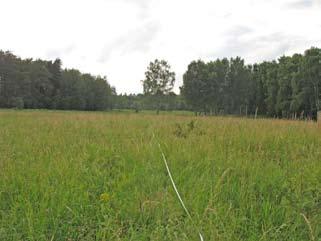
[[182, 47, 321, 118], [142, 59, 176, 96], [0, 51, 115, 111]]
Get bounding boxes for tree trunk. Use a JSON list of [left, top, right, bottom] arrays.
[[255, 107, 258, 119]]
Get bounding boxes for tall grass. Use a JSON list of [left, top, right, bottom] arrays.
[[0, 110, 320, 240]]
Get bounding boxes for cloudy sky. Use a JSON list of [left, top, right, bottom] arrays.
[[1, 0, 321, 93]]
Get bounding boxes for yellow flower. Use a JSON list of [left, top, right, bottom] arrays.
[[100, 193, 110, 202]]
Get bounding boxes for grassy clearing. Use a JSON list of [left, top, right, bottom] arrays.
[[0, 110, 320, 240]]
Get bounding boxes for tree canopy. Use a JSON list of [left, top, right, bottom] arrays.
[[181, 47, 321, 118], [142, 59, 175, 96], [0, 47, 320, 119], [0, 51, 115, 110]]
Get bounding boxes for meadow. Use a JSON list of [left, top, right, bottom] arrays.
[[0, 110, 320, 241]]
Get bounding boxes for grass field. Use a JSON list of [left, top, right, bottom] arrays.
[[0, 110, 320, 241]]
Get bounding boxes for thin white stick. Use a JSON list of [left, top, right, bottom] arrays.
[[300, 213, 315, 241], [159, 143, 204, 241]]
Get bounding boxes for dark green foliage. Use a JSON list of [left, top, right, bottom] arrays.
[[0, 51, 115, 111], [180, 60, 209, 113], [142, 59, 176, 114], [1, 47, 320, 118], [114, 93, 187, 111], [142, 59, 175, 96], [181, 47, 321, 119], [181, 58, 254, 115]]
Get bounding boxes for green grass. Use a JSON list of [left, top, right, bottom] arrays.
[[0, 110, 320, 240]]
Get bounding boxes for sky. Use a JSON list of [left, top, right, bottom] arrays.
[[1, 0, 321, 94]]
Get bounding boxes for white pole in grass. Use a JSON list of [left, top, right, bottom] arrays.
[[158, 143, 204, 241]]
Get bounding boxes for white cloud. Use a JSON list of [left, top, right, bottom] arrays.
[[0, 0, 320, 94]]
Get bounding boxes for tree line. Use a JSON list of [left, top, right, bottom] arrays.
[[114, 93, 187, 111], [0, 51, 115, 110], [181, 47, 321, 118], [1, 47, 320, 119]]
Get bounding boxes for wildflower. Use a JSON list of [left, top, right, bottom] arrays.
[[100, 193, 110, 202]]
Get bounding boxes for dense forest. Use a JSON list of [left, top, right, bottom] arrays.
[[0, 51, 115, 110], [182, 47, 321, 119], [114, 94, 187, 111], [0, 47, 320, 118]]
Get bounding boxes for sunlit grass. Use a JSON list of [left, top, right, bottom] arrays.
[[0, 110, 320, 240]]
